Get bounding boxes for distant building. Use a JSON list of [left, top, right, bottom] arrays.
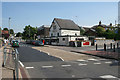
[[92, 21, 117, 31], [2, 30, 9, 39], [37, 25, 50, 39], [47, 18, 88, 46]]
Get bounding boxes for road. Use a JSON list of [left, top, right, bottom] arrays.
[[17, 43, 119, 80]]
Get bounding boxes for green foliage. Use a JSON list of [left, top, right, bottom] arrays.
[[10, 29, 14, 34], [80, 27, 85, 35], [16, 32, 22, 37], [104, 30, 115, 39], [96, 26, 105, 36], [22, 25, 37, 39], [3, 28, 9, 31]]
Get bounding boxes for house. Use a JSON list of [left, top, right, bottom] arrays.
[[48, 18, 88, 46], [92, 21, 118, 31], [2, 30, 9, 39], [50, 18, 80, 37], [37, 25, 50, 39]]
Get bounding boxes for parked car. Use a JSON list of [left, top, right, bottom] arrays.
[[31, 40, 37, 45], [26, 40, 31, 44], [35, 40, 44, 46], [11, 40, 19, 47]]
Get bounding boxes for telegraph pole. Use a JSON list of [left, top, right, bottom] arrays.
[[8, 17, 11, 40]]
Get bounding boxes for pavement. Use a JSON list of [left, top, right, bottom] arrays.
[[0, 47, 2, 80], [0, 45, 22, 80], [47, 44, 120, 60], [17, 43, 119, 79]]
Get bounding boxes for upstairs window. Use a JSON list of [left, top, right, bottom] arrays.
[[53, 25, 56, 30]]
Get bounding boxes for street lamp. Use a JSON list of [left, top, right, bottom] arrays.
[[8, 17, 11, 40]]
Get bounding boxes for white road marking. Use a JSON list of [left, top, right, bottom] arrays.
[[72, 75, 75, 78], [88, 58, 98, 61], [42, 66, 53, 68], [78, 63, 87, 66], [26, 67, 34, 69], [61, 65, 71, 67], [105, 62, 112, 64], [94, 63, 101, 64], [100, 75, 117, 78], [77, 59, 88, 62], [99, 59, 107, 61], [19, 61, 24, 67]]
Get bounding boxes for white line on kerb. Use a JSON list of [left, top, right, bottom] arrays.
[[61, 65, 71, 67], [94, 63, 101, 64], [19, 61, 24, 67], [26, 67, 34, 69], [47, 52, 50, 55], [55, 56, 64, 61], [42, 66, 53, 68], [100, 75, 117, 78]]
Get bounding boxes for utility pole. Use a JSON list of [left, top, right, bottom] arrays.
[[8, 17, 11, 40], [115, 20, 116, 27]]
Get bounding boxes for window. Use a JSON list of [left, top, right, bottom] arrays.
[[57, 33, 59, 36], [63, 38, 65, 41], [75, 33, 77, 36], [51, 33, 53, 37], [53, 25, 56, 30]]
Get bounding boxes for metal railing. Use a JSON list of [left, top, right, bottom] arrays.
[[3, 46, 19, 80]]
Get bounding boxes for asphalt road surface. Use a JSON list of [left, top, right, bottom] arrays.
[[17, 43, 119, 80]]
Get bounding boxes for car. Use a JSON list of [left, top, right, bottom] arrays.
[[35, 40, 44, 46], [11, 40, 20, 47], [26, 40, 31, 44], [31, 40, 37, 45]]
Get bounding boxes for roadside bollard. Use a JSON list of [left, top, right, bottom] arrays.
[[117, 43, 119, 49], [110, 43, 112, 49], [3, 47, 6, 67], [113, 45, 115, 52], [104, 44, 106, 51], [96, 44, 97, 51]]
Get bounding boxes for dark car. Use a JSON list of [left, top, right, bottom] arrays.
[[31, 40, 37, 45], [26, 40, 31, 44], [11, 40, 19, 47], [35, 40, 44, 46]]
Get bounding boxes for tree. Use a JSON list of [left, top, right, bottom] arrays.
[[80, 27, 85, 35], [96, 26, 105, 37], [22, 25, 37, 39], [104, 29, 115, 39], [10, 29, 14, 34], [16, 32, 22, 37], [3, 28, 9, 31]]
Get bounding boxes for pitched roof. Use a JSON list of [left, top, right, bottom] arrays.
[[54, 18, 80, 30]]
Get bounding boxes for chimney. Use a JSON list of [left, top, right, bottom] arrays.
[[110, 23, 112, 26], [99, 21, 101, 25]]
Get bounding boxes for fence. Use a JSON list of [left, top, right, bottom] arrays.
[[3, 46, 19, 80]]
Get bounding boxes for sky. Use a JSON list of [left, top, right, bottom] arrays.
[[2, 2, 118, 33]]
